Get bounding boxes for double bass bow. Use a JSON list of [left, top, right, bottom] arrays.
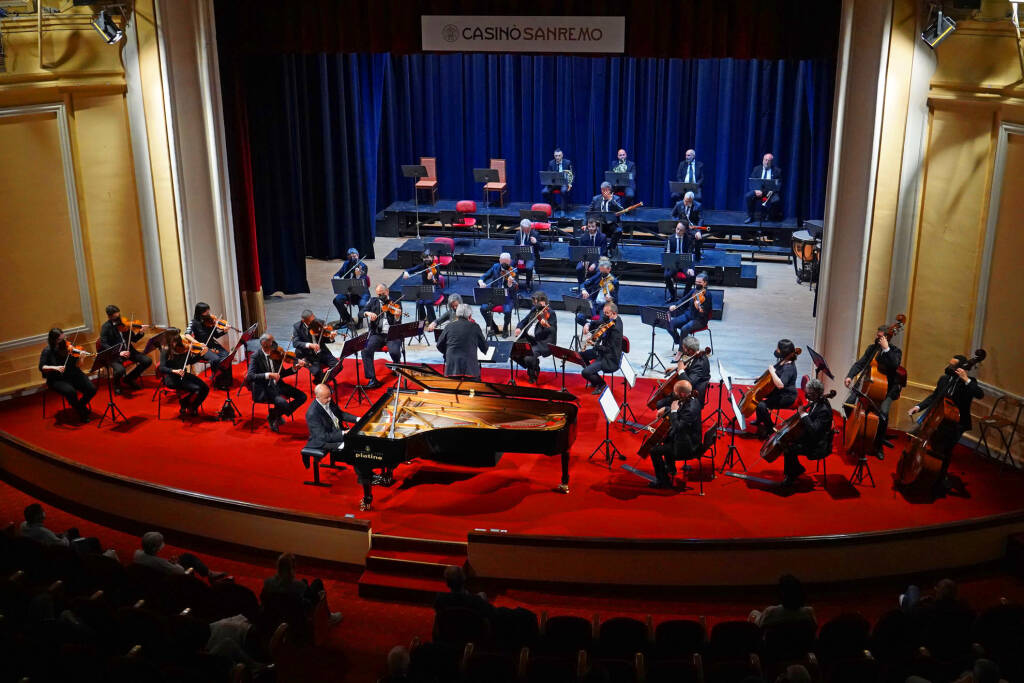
[[843, 314, 907, 462], [895, 349, 986, 492]]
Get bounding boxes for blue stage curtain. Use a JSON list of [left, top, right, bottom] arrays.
[[239, 53, 834, 295]]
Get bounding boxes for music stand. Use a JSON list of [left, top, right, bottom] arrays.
[[538, 171, 567, 188], [618, 355, 645, 432], [669, 181, 701, 197], [657, 219, 679, 236], [589, 386, 625, 467], [473, 287, 510, 338], [386, 320, 425, 371], [605, 171, 633, 190], [473, 168, 499, 237], [846, 387, 878, 487], [562, 295, 593, 351], [548, 344, 585, 393], [806, 345, 835, 380], [90, 345, 127, 427], [337, 333, 370, 408], [569, 246, 600, 287], [401, 164, 427, 238], [142, 327, 180, 355], [716, 358, 747, 473], [402, 285, 437, 344], [747, 177, 781, 229], [639, 307, 670, 375]]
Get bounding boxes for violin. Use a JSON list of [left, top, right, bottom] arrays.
[[843, 314, 908, 461], [268, 347, 298, 364], [537, 305, 552, 328], [738, 346, 802, 418], [201, 315, 235, 333], [63, 339, 94, 358], [583, 320, 615, 349], [896, 349, 986, 492], [172, 339, 207, 356], [309, 319, 337, 343]]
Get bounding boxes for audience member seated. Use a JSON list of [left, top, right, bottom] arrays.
[[19, 502, 109, 557], [378, 645, 411, 683], [749, 574, 817, 628], [434, 565, 494, 618], [261, 552, 343, 626], [133, 530, 226, 582], [954, 658, 1005, 683], [777, 664, 812, 682]]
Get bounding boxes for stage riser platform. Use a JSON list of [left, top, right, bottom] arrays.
[[382, 238, 758, 289], [386, 276, 726, 321]]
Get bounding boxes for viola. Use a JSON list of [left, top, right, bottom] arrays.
[[760, 390, 837, 463], [309, 319, 337, 343], [115, 318, 148, 333], [384, 299, 406, 318], [738, 346, 802, 418], [896, 349, 986, 492], [537, 306, 552, 328], [843, 314, 908, 460], [583, 320, 614, 349], [268, 347, 298, 364], [64, 340, 94, 358]]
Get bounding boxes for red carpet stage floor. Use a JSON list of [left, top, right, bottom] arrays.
[[2, 362, 1022, 544]]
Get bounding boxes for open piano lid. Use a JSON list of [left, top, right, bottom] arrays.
[[386, 363, 576, 402]]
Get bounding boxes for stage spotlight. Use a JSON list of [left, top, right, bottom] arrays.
[[91, 9, 122, 44], [921, 6, 956, 49]]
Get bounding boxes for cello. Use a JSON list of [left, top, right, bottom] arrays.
[[896, 349, 986, 492], [646, 347, 711, 410], [761, 390, 837, 462], [842, 314, 907, 462], [738, 346, 802, 418]]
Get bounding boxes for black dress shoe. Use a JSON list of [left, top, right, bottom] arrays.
[[268, 418, 280, 433], [744, 216, 753, 224], [648, 479, 673, 489], [781, 475, 797, 487], [591, 386, 604, 395], [301, 452, 310, 468], [365, 380, 383, 390]]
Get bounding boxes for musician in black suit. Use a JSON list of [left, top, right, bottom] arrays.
[[609, 148, 637, 202], [39, 328, 97, 423], [541, 148, 573, 214], [478, 253, 518, 337], [304, 384, 364, 507], [401, 251, 443, 324], [98, 305, 152, 393], [158, 333, 209, 417], [589, 182, 625, 252], [513, 291, 557, 385], [754, 339, 800, 439], [780, 378, 835, 487], [664, 222, 698, 301], [671, 149, 704, 202], [676, 335, 711, 405], [184, 302, 233, 390], [362, 285, 404, 389], [574, 219, 608, 285], [667, 273, 709, 349], [426, 293, 462, 333], [581, 302, 623, 395], [292, 310, 339, 384], [845, 327, 903, 459], [578, 258, 619, 326], [908, 354, 985, 494], [647, 380, 703, 489], [512, 219, 544, 290], [437, 304, 488, 380], [332, 248, 370, 332], [745, 153, 783, 223], [246, 333, 308, 432]]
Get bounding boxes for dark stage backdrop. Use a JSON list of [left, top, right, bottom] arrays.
[[231, 52, 834, 295]]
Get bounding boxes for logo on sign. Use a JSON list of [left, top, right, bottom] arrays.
[[442, 24, 458, 43]]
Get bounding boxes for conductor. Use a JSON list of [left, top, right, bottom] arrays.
[[436, 304, 488, 380]]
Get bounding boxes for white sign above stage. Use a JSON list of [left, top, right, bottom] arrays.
[[422, 15, 625, 54]]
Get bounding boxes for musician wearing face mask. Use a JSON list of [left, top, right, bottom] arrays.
[[513, 219, 544, 291], [513, 291, 557, 385], [907, 354, 984, 495], [332, 248, 370, 332], [98, 304, 153, 393], [779, 378, 834, 487], [675, 335, 711, 405], [292, 310, 339, 385], [541, 148, 573, 215], [609, 148, 636, 203], [581, 302, 623, 395], [158, 333, 209, 417], [478, 252, 518, 338], [845, 326, 903, 460], [246, 333, 308, 433], [401, 251, 443, 324], [39, 328, 97, 423], [577, 258, 618, 328], [436, 304, 488, 380], [664, 222, 698, 301], [184, 302, 233, 390], [744, 153, 783, 223], [753, 339, 800, 439], [667, 273, 709, 355], [647, 380, 702, 489], [574, 218, 608, 285], [426, 293, 463, 333], [589, 182, 625, 253], [362, 284, 404, 390], [304, 384, 363, 508]]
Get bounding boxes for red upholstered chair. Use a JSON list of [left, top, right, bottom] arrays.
[[431, 236, 461, 281], [483, 158, 508, 207], [530, 202, 555, 246], [415, 156, 439, 204], [531, 203, 553, 218], [453, 200, 477, 231]]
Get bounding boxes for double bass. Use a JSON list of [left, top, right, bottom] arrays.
[[843, 314, 907, 462], [761, 390, 837, 462], [646, 347, 711, 410], [738, 346, 802, 418], [896, 349, 986, 492]]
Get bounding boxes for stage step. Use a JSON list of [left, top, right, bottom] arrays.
[[358, 533, 469, 602]]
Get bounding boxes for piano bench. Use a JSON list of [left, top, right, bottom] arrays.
[[301, 447, 331, 488]]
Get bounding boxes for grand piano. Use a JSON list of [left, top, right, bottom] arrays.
[[339, 363, 579, 488]]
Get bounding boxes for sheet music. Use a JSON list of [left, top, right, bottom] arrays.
[[477, 345, 496, 361], [598, 386, 620, 423], [619, 354, 636, 388]]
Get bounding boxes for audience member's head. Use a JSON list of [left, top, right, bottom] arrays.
[[778, 574, 806, 610], [935, 578, 958, 602], [141, 531, 165, 556], [23, 503, 45, 525], [973, 658, 1001, 683], [777, 664, 811, 682], [276, 552, 296, 580], [387, 645, 410, 677], [444, 565, 466, 593]]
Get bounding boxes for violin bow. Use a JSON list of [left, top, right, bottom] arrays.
[[339, 254, 366, 279], [61, 331, 80, 370]]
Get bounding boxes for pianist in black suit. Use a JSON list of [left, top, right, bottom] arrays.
[[246, 333, 308, 432], [671, 149, 704, 203], [436, 305, 488, 380], [589, 182, 625, 253], [664, 222, 698, 301], [609, 148, 637, 203], [541, 148, 573, 214], [574, 219, 608, 285], [304, 384, 365, 507], [745, 153, 783, 223], [513, 291, 557, 385]]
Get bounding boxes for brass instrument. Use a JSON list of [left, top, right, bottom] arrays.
[[564, 168, 574, 188], [613, 161, 628, 174]]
